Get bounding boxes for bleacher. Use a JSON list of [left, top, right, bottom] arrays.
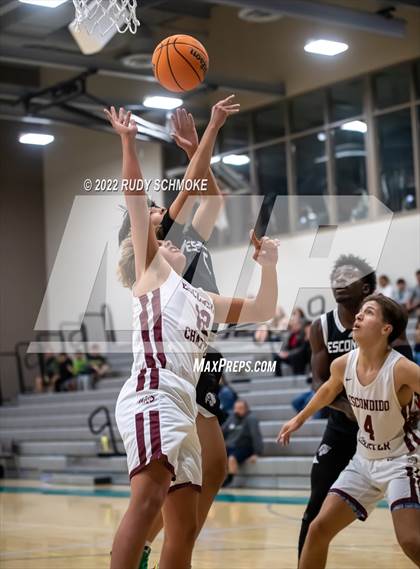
[[0, 346, 327, 489], [1, 313, 418, 489]]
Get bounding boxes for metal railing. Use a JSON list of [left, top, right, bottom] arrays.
[[88, 406, 124, 456], [0, 304, 115, 402]]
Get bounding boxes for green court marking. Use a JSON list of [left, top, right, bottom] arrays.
[[0, 485, 388, 508]]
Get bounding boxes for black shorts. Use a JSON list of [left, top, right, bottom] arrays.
[[227, 446, 253, 464], [195, 348, 224, 422]]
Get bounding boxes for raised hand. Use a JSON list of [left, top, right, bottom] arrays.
[[250, 230, 280, 267], [276, 416, 304, 446], [209, 94, 240, 130], [103, 106, 138, 139], [170, 108, 199, 157]]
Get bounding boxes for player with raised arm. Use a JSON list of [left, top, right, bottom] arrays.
[[296, 255, 413, 557], [104, 103, 279, 569], [116, 98, 240, 568], [278, 294, 420, 569]]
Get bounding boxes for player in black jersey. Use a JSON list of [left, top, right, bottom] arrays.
[[294, 254, 414, 557]]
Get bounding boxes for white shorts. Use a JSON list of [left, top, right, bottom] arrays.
[[115, 369, 202, 491], [329, 449, 420, 521]]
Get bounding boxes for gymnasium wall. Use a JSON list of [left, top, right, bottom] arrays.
[[41, 124, 162, 334], [0, 120, 47, 401], [210, 211, 420, 320]]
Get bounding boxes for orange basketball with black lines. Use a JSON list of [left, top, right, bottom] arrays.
[[152, 35, 209, 93]]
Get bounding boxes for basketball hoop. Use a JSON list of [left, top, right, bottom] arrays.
[[72, 0, 140, 35]]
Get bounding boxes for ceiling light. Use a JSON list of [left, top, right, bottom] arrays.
[[341, 120, 367, 133], [304, 39, 348, 57], [19, 0, 68, 7], [211, 156, 221, 164], [238, 8, 282, 23], [19, 133, 54, 146], [143, 96, 183, 110], [222, 154, 250, 166], [317, 132, 327, 142]]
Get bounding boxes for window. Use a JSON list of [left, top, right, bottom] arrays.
[[253, 102, 285, 143], [255, 143, 289, 233], [220, 112, 250, 152], [374, 63, 411, 109], [378, 110, 416, 212], [294, 133, 329, 227], [289, 90, 325, 133], [329, 78, 364, 123], [333, 127, 368, 222]]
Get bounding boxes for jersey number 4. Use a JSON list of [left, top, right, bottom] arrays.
[[364, 414, 375, 441]]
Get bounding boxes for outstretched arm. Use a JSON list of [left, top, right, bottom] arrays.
[[104, 107, 158, 280], [210, 232, 279, 324], [169, 98, 238, 237], [277, 355, 347, 445]]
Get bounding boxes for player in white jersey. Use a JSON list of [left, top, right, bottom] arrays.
[[104, 104, 279, 569], [278, 294, 420, 569]]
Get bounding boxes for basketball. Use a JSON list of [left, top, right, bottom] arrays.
[[152, 34, 209, 93]]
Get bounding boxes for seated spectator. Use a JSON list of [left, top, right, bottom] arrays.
[[408, 270, 420, 315], [269, 306, 289, 341], [414, 319, 420, 366], [73, 351, 93, 390], [392, 278, 411, 308], [34, 352, 59, 393], [273, 313, 309, 377], [377, 274, 393, 298], [87, 344, 111, 385], [218, 374, 238, 418], [253, 323, 270, 344], [222, 399, 263, 487], [291, 376, 329, 420], [55, 353, 75, 392]]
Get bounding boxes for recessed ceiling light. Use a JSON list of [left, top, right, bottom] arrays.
[[317, 132, 327, 142], [304, 39, 348, 56], [222, 154, 250, 166], [121, 53, 153, 70], [19, 0, 68, 7], [341, 120, 367, 133], [19, 133, 54, 145], [238, 8, 282, 23], [143, 96, 183, 110]]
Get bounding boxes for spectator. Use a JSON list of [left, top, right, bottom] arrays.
[[222, 400, 263, 487], [87, 344, 111, 385], [392, 278, 411, 308], [55, 353, 75, 392], [218, 374, 238, 417], [34, 352, 59, 393], [377, 274, 393, 298], [73, 351, 93, 390], [408, 270, 420, 315], [269, 306, 289, 340], [291, 377, 329, 420], [414, 319, 420, 366], [273, 312, 309, 376], [254, 323, 270, 344]]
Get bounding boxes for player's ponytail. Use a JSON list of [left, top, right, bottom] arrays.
[[117, 236, 136, 288]]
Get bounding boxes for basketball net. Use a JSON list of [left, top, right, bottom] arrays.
[[72, 0, 140, 35]]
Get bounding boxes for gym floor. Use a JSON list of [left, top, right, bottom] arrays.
[[0, 480, 415, 568]]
